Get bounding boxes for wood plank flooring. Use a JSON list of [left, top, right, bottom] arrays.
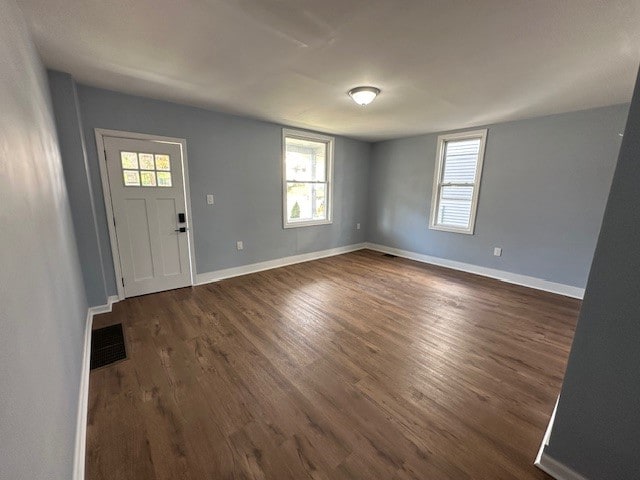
[[88, 249, 580, 479]]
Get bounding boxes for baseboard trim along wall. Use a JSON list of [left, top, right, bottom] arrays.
[[194, 241, 585, 298], [536, 453, 589, 480], [365, 243, 585, 299], [534, 397, 589, 480], [74, 295, 119, 480], [195, 243, 368, 285]]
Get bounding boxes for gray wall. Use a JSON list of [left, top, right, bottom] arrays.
[[368, 104, 629, 288], [64, 83, 370, 301], [48, 71, 109, 306], [50, 74, 629, 303], [0, 2, 88, 479], [545, 68, 640, 479]]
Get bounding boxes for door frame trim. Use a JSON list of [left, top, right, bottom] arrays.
[[95, 128, 197, 300]]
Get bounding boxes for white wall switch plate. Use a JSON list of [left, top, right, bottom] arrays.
[[236, 241, 243, 250], [493, 247, 502, 257], [356, 223, 361, 230], [206, 194, 214, 205]]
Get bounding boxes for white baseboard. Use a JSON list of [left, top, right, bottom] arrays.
[[365, 243, 585, 299], [195, 241, 584, 299], [89, 294, 119, 315], [534, 396, 589, 480], [536, 452, 589, 480], [195, 243, 367, 285], [535, 396, 559, 466], [73, 295, 119, 480]]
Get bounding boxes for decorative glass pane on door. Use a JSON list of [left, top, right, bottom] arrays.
[[121, 152, 138, 169], [123, 170, 140, 186], [140, 171, 157, 187], [157, 171, 172, 187], [120, 151, 172, 187], [155, 155, 171, 171], [139, 153, 155, 170]]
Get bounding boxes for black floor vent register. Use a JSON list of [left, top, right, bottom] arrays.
[[90, 323, 127, 370]]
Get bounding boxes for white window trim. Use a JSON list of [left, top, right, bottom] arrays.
[[282, 128, 334, 229], [429, 129, 487, 235]]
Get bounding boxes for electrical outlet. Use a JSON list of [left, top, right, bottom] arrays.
[[493, 247, 502, 257], [206, 194, 214, 205], [236, 241, 243, 251], [356, 223, 361, 230]]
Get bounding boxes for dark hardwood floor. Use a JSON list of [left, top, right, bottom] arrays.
[[88, 249, 580, 479]]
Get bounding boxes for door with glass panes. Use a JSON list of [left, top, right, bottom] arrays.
[[104, 136, 191, 297]]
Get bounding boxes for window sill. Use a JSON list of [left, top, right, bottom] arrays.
[[283, 219, 333, 229], [429, 223, 474, 235]]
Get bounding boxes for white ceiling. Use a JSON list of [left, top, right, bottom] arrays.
[[17, 0, 640, 141]]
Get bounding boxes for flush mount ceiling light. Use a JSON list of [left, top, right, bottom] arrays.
[[348, 86, 380, 106]]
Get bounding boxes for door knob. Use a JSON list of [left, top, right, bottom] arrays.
[[174, 227, 187, 233]]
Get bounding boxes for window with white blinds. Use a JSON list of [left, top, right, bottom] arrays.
[[429, 130, 487, 234]]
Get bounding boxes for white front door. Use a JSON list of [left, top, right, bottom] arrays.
[[104, 136, 191, 297]]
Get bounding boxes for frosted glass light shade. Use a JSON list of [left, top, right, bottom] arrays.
[[348, 86, 380, 106]]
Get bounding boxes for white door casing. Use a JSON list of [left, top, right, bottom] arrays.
[[103, 135, 192, 297]]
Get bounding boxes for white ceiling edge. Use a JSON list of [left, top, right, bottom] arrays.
[[61, 66, 632, 143], [19, 0, 640, 142]]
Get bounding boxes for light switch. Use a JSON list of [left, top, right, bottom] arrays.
[[493, 247, 502, 257], [206, 194, 214, 205]]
